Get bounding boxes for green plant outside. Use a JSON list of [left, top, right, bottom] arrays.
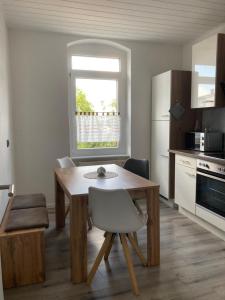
[[77, 141, 118, 149], [76, 89, 94, 112]]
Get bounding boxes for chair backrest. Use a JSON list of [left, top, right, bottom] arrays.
[[123, 158, 149, 179], [57, 156, 75, 168], [89, 187, 145, 233]]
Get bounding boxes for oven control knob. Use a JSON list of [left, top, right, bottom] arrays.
[[206, 164, 209, 169]]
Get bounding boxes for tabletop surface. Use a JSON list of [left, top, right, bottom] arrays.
[[55, 164, 159, 197]]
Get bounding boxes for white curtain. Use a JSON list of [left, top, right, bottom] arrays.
[[76, 113, 120, 143]]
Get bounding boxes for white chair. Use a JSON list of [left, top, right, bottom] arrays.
[[87, 187, 147, 296], [56, 156, 92, 230], [56, 157, 75, 218], [56, 156, 75, 169]]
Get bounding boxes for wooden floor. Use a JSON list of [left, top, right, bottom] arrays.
[[5, 201, 225, 300]]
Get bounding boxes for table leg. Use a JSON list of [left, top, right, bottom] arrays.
[[146, 187, 160, 267], [55, 174, 65, 229], [70, 196, 87, 283]]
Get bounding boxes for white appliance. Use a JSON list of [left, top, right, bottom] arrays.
[[151, 70, 195, 199], [151, 71, 171, 198]]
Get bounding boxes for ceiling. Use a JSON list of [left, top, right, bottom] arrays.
[[2, 0, 225, 44]]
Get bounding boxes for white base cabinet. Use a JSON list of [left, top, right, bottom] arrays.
[[175, 154, 225, 235], [196, 205, 225, 232], [175, 155, 196, 214]]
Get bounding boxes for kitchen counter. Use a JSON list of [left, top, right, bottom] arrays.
[[169, 149, 225, 166]]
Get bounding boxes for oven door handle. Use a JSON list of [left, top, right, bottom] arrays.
[[197, 171, 225, 183]]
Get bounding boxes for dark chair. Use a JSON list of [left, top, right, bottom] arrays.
[[123, 158, 149, 180], [123, 158, 149, 244]]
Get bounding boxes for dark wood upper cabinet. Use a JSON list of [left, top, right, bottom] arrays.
[[191, 33, 225, 109]]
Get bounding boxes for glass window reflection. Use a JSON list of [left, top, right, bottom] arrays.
[[195, 64, 216, 78]]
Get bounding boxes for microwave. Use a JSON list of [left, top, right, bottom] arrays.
[[185, 132, 223, 152]]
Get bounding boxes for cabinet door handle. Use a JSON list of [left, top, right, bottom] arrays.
[[181, 160, 191, 165], [202, 100, 214, 103], [161, 114, 170, 117], [160, 154, 169, 158], [185, 172, 196, 178]]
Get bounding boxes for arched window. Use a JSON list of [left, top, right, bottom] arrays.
[[68, 39, 131, 157]]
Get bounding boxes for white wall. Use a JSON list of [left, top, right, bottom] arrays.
[[0, 4, 14, 186], [0, 3, 8, 300], [9, 28, 182, 207]]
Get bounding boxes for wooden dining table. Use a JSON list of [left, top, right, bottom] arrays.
[[55, 164, 160, 284]]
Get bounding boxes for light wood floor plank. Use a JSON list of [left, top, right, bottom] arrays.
[[4, 202, 225, 300]]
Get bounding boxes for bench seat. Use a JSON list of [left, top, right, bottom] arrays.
[[11, 193, 46, 210], [5, 206, 49, 232], [0, 188, 49, 289]]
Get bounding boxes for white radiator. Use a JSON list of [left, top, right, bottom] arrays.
[[76, 158, 127, 167]]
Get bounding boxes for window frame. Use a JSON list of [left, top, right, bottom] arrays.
[[68, 47, 129, 158]]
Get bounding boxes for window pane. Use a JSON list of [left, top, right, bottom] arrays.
[[75, 78, 118, 112], [75, 78, 120, 149], [72, 56, 120, 72]]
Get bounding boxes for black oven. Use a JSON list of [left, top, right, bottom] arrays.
[[196, 160, 225, 218]]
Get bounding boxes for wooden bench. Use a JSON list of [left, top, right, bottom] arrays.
[[0, 185, 49, 289]]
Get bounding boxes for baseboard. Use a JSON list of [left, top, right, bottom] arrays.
[[179, 207, 225, 241], [160, 197, 176, 209], [47, 204, 69, 214], [47, 206, 55, 214]]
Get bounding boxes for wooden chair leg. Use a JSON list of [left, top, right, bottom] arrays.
[[104, 233, 116, 260], [87, 232, 113, 285], [120, 233, 140, 296], [133, 232, 138, 245], [127, 233, 147, 266], [87, 215, 92, 231], [134, 200, 143, 215], [65, 205, 70, 218]]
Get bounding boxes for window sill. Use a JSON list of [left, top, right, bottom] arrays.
[[73, 154, 130, 164]]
